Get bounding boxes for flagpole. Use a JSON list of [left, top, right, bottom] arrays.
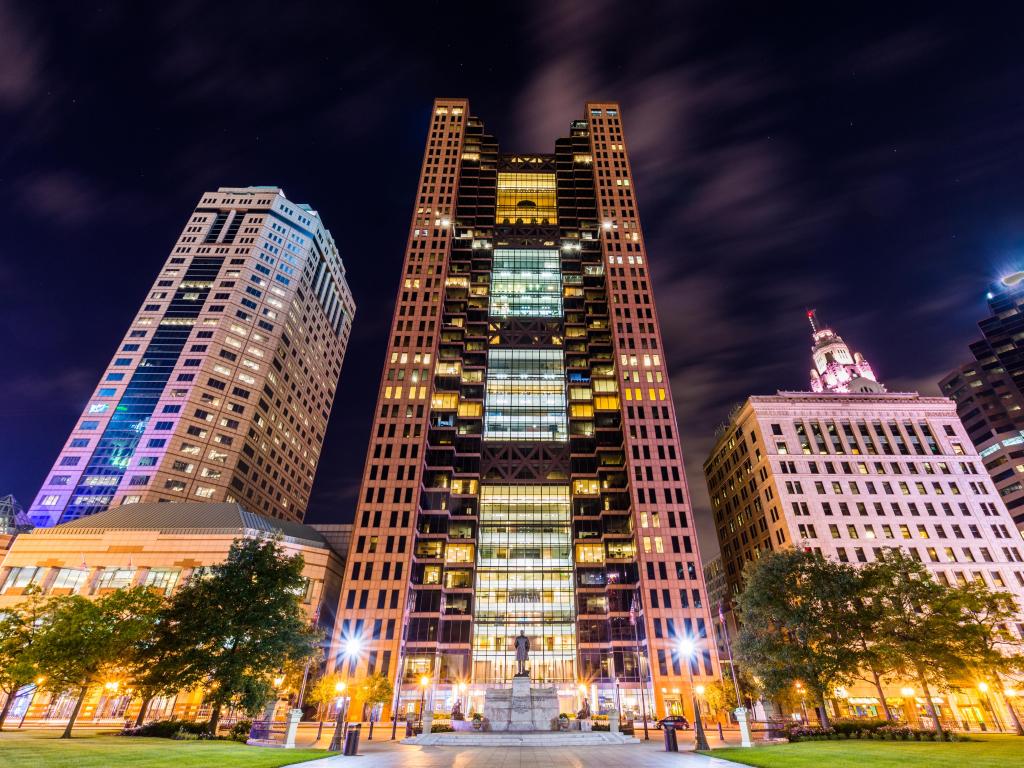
[[631, 591, 649, 740]]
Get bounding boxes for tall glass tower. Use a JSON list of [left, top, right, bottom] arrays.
[[335, 100, 716, 722], [28, 187, 354, 527]]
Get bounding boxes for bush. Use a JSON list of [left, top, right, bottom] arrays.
[[831, 718, 887, 737], [430, 723, 454, 733], [228, 720, 252, 743], [121, 719, 214, 739], [783, 724, 835, 742], [875, 724, 912, 740]]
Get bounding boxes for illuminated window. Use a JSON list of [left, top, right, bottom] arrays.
[[496, 172, 558, 225], [489, 249, 562, 317], [473, 485, 576, 683], [484, 349, 567, 442]]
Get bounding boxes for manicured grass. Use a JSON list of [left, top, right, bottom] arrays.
[[706, 734, 1024, 768], [0, 729, 332, 768]]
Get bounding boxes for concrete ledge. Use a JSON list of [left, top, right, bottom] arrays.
[[402, 731, 640, 746]]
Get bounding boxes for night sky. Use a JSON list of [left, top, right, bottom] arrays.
[[3, 2, 1024, 558]]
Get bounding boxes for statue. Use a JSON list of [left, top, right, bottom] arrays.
[[577, 698, 591, 720], [451, 699, 464, 720], [513, 630, 530, 677]]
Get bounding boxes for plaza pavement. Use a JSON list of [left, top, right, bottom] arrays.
[[293, 729, 749, 768]]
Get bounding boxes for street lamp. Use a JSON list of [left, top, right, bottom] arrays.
[[977, 681, 1004, 732], [328, 680, 349, 751], [418, 675, 430, 722], [794, 682, 809, 723], [678, 637, 710, 751]]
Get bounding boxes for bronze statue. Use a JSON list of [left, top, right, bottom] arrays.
[[514, 630, 530, 676]]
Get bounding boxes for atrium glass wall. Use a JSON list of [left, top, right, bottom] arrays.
[[472, 484, 576, 683], [489, 249, 562, 318], [495, 172, 558, 225], [484, 349, 568, 442]]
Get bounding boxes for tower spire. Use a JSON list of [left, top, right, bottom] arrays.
[[807, 310, 885, 394], [807, 308, 818, 334]]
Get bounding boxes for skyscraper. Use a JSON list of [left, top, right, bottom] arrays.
[[940, 272, 1024, 529], [705, 316, 1024, 725], [29, 187, 355, 527], [335, 99, 716, 722]]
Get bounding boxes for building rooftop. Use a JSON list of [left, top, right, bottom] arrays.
[[40, 502, 331, 549]]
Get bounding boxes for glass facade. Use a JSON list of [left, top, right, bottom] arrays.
[[483, 349, 568, 442], [495, 172, 558, 225], [489, 249, 562, 318], [62, 256, 223, 522], [472, 484, 576, 683]]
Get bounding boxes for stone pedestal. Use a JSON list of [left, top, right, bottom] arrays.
[[483, 677, 560, 731], [283, 709, 302, 748], [734, 707, 752, 748], [609, 709, 619, 734]]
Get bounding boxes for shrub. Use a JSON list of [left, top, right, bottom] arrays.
[[121, 719, 214, 739], [228, 720, 252, 743], [831, 718, 887, 737], [783, 724, 835, 742], [430, 723, 454, 733], [875, 724, 912, 740]]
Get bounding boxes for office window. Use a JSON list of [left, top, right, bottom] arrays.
[[489, 249, 562, 318], [484, 349, 567, 442], [496, 172, 557, 225]]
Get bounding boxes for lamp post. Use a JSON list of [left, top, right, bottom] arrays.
[[795, 682, 809, 723], [678, 638, 710, 751], [900, 686, 917, 726], [977, 682, 1004, 733], [328, 681, 348, 751]]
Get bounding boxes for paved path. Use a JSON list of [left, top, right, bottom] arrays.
[[292, 736, 748, 768]]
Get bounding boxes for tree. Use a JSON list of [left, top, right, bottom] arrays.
[[846, 562, 901, 721], [0, 592, 45, 730], [308, 672, 346, 740], [30, 587, 164, 738], [871, 550, 971, 735], [354, 673, 393, 721], [701, 680, 737, 721], [735, 549, 862, 727], [150, 535, 321, 731], [954, 579, 1024, 735]]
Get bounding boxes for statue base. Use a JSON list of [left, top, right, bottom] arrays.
[[482, 676, 560, 731]]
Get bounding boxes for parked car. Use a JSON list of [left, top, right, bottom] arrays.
[[656, 715, 690, 730]]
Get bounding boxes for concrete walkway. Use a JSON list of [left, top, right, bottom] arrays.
[[291, 736, 749, 767]]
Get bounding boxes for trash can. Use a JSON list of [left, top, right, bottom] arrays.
[[343, 723, 362, 755], [663, 725, 678, 752], [405, 720, 414, 738]]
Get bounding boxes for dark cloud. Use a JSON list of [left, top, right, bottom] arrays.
[[3, 1, 1024, 563]]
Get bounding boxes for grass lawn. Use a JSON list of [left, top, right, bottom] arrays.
[[0, 729, 332, 768], [706, 734, 1024, 768]]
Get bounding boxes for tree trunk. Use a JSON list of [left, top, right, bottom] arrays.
[[61, 686, 89, 739], [208, 701, 222, 733], [869, 667, 893, 721], [316, 703, 325, 740], [817, 695, 831, 728], [914, 667, 942, 735], [134, 695, 152, 727], [0, 688, 15, 731]]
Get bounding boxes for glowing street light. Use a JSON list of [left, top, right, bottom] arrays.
[[901, 687, 915, 698], [678, 637, 710, 751]]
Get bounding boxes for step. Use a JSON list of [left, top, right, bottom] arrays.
[[403, 731, 641, 746]]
